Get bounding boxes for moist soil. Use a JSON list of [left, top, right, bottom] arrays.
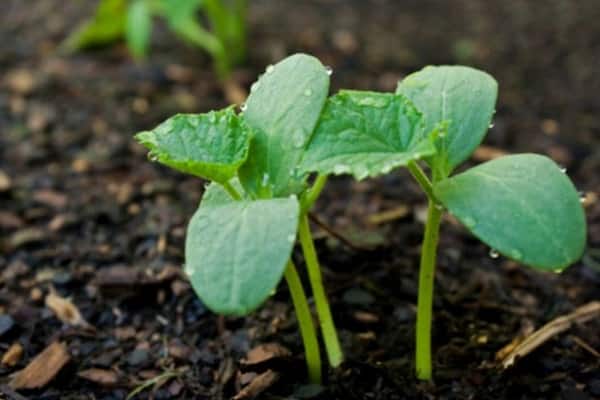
[[1, 0, 599, 399]]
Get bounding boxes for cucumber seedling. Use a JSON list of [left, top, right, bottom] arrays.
[[394, 66, 587, 380], [135, 54, 342, 383], [64, 0, 246, 80]]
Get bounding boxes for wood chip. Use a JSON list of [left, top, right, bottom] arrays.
[[0, 170, 12, 192], [353, 311, 380, 324], [367, 205, 410, 225], [240, 343, 291, 368], [472, 145, 508, 162], [77, 368, 120, 386], [2, 343, 24, 367], [497, 301, 600, 368], [45, 289, 93, 329], [233, 370, 279, 400], [9, 342, 71, 389], [33, 189, 67, 209]]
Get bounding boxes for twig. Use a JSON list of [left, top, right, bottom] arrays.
[[308, 212, 374, 251], [570, 335, 600, 358], [498, 301, 600, 368]]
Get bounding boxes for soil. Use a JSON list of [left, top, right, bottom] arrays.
[[1, 0, 599, 399]]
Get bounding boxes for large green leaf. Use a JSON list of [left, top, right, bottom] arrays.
[[397, 65, 498, 177], [135, 108, 251, 184], [126, 0, 153, 59], [185, 196, 300, 315], [300, 91, 435, 180], [434, 154, 586, 270], [239, 54, 330, 197]]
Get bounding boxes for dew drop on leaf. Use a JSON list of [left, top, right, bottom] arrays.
[[325, 66, 333, 76], [559, 166, 567, 173], [148, 152, 158, 162], [287, 234, 295, 243], [463, 216, 477, 229], [240, 103, 247, 112], [250, 82, 260, 93], [292, 130, 306, 148], [489, 248, 499, 259], [489, 123, 495, 129], [510, 249, 522, 261], [266, 64, 275, 74], [183, 263, 193, 276], [579, 191, 587, 203], [434, 203, 444, 211], [304, 88, 313, 97], [333, 164, 347, 174]]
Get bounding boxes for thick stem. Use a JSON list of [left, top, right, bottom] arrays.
[[284, 261, 322, 383], [415, 200, 443, 380], [298, 214, 343, 367]]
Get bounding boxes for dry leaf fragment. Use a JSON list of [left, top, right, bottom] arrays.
[[367, 205, 410, 225], [9, 342, 71, 389], [2, 343, 24, 367], [233, 370, 279, 400], [498, 301, 600, 368], [45, 290, 92, 329], [77, 368, 120, 386], [240, 343, 291, 369]]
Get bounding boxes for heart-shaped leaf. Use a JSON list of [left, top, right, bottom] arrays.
[[434, 154, 586, 270], [135, 108, 251, 184], [239, 53, 330, 197], [300, 91, 435, 180], [185, 195, 300, 315], [397, 65, 497, 177]]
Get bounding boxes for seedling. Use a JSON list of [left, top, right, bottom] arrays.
[[136, 54, 343, 383], [64, 0, 246, 79], [299, 65, 586, 380]]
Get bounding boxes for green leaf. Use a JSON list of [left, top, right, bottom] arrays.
[[135, 108, 251, 184], [300, 91, 435, 180], [62, 0, 127, 51], [397, 65, 498, 177], [239, 54, 330, 197], [185, 196, 300, 315], [158, 0, 202, 25], [126, 0, 153, 59], [434, 154, 587, 270]]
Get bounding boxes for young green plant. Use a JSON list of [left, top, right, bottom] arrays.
[[395, 66, 587, 380], [135, 54, 342, 383], [64, 0, 246, 79], [296, 66, 586, 381]]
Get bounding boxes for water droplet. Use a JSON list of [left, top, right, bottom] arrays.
[[434, 203, 444, 211], [333, 164, 347, 174], [148, 152, 158, 162], [287, 234, 295, 243], [510, 249, 522, 261], [304, 88, 313, 97], [325, 66, 333, 76], [240, 103, 247, 112], [262, 173, 270, 186], [183, 263, 193, 276], [381, 163, 394, 174], [463, 217, 477, 228], [559, 166, 567, 173], [265, 64, 275, 74], [489, 123, 495, 129], [250, 82, 260, 93], [292, 130, 306, 148], [489, 248, 499, 259], [579, 191, 587, 203]]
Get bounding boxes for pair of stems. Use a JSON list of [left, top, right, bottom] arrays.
[[222, 176, 342, 384], [408, 161, 443, 381]]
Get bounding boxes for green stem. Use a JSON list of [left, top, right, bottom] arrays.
[[284, 261, 322, 383], [298, 214, 343, 367], [407, 161, 438, 204], [221, 181, 241, 200], [301, 174, 328, 213], [415, 200, 443, 380]]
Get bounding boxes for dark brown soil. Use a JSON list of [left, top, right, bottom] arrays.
[[1, 0, 599, 399]]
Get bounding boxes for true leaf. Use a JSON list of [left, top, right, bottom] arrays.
[[126, 0, 152, 59], [300, 91, 435, 180], [185, 196, 300, 315], [397, 65, 498, 177], [434, 154, 586, 270], [238, 54, 330, 197], [135, 108, 251, 184]]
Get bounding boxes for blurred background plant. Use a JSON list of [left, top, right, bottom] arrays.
[[62, 0, 246, 81]]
